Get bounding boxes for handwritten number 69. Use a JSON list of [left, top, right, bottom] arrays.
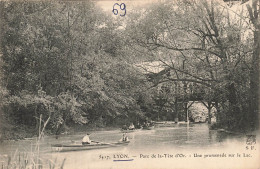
[[112, 3, 126, 16]]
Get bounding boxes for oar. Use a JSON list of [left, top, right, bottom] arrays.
[[70, 140, 108, 145], [91, 140, 108, 145], [91, 140, 101, 144], [91, 140, 116, 146], [71, 140, 81, 143]]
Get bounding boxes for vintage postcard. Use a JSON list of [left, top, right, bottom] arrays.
[[0, 0, 259, 168]]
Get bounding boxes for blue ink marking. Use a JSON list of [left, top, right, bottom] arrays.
[[112, 3, 120, 15], [112, 2, 126, 16], [113, 159, 134, 162], [119, 3, 126, 16]]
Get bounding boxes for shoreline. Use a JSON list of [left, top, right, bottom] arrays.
[[1, 122, 256, 142], [0, 124, 121, 142]]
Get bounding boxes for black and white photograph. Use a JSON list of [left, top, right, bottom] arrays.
[[0, 0, 259, 168]]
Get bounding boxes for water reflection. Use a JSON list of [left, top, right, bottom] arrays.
[[0, 123, 246, 154], [0, 123, 248, 168]]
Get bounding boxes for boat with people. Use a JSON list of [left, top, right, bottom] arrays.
[[142, 125, 154, 130], [121, 122, 140, 132], [120, 129, 136, 133], [51, 141, 130, 152], [142, 120, 155, 130]]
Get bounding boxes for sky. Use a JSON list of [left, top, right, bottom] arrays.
[[95, 0, 251, 13], [96, 0, 157, 15]]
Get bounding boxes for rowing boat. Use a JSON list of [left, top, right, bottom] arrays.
[[51, 141, 130, 152], [142, 125, 154, 130], [121, 128, 143, 133]]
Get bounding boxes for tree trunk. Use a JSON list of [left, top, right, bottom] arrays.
[[207, 102, 212, 124], [249, 20, 259, 131], [214, 101, 220, 123], [201, 101, 212, 124], [184, 102, 188, 122], [249, 30, 259, 130], [34, 105, 39, 133], [174, 97, 179, 123], [247, 0, 260, 131], [227, 83, 240, 129]]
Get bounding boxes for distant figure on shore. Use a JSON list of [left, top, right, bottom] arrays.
[[120, 133, 129, 142], [144, 121, 151, 128], [136, 121, 142, 129], [129, 123, 135, 130], [82, 133, 91, 145], [122, 124, 128, 130]]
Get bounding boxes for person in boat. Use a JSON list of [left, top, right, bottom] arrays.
[[120, 133, 129, 142], [143, 121, 150, 128], [128, 123, 135, 130], [135, 121, 142, 129], [82, 133, 91, 145], [122, 124, 128, 130]]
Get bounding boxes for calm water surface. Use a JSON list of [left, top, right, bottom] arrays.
[[0, 123, 248, 169]]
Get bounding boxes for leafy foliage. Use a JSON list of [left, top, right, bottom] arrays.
[[124, 0, 258, 131], [0, 0, 258, 139]]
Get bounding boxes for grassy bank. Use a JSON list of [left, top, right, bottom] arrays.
[[0, 151, 66, 169], [0, 123, 121, 141]]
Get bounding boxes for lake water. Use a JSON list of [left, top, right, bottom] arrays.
[[0, 123, 258, 169]]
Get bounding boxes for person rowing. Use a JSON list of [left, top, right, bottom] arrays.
[[82, 133, 92, 145], [119, 133, 129, 142], [128, 123, 135, 130]]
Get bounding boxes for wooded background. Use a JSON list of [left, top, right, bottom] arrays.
[[0, 0, 259, 139]]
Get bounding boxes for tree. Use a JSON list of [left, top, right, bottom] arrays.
[[1, 1, 113, 135], [125, 0, 256, 131], [1, 1, 154, 138], [246, 0, 259, 130]]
